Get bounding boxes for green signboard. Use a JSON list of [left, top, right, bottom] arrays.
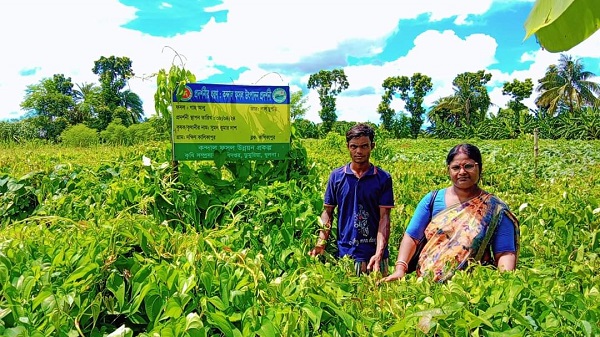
[[171, 83, 291, 161]]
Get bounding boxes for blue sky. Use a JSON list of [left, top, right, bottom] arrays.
[[1, 0, 599, 123]]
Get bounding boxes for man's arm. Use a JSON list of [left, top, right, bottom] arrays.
[[367, 207, 391, 271], [309, 205, 335, 256]]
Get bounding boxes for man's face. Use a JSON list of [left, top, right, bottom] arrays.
[[347, 136, 374, 165]]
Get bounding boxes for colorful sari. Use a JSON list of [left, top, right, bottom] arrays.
[[417, 192, 520, 282]]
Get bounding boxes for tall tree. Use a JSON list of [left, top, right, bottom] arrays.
[[21, 74, 75, 119], [399, 74, 432, 138], [20, 74, 75, 141], [452, 70, 492, 126], [290, 90, 310, 121], [498, 78, 534, 137], [503, 78, 534, 113], [535, 54, 600, 116], [377, 77, 399, 131], [378, 73, 432, 138], [392, 73, 433, 138], [92, 56, 135, 127], [307, 69, 349, 133]]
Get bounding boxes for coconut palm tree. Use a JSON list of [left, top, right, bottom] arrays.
[[535, 54, 600, 116], [72, 82, 102, 124], [428, 71, 492, 129], [120, 89, 144, 124], [428, 96, 462, 127]]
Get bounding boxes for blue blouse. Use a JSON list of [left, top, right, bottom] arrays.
[[405, 189, 516, 254]]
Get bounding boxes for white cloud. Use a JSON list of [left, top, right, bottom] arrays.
[[567, 29, 600, 58], [328, 29, 500, 122], [200, 0, 403, 67], [2, 0, 588, 126]]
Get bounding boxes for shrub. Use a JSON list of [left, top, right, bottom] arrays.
[[60, 124, 99, 147], [147, 115, 170, 140], [100, 119, 131, 145], [128, 122, 154, 144]]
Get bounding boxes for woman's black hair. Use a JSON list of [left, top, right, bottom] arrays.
[[346, 123, 375, 143], [446, 143, 483, 172]]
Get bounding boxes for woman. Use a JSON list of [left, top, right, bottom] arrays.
[[381, 143, 519, 283]]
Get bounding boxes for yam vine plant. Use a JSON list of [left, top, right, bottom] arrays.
[[0, 138, 599, 336]]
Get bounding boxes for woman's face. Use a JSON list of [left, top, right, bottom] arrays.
[[448, 152, 480, 190]]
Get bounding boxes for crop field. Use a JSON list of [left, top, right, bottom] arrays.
[[1, 137, 599, 336]]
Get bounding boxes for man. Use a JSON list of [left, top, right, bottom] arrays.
[[309, 123, 394, 275]]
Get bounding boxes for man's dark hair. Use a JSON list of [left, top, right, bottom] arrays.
[[346, 123, 375, 143]]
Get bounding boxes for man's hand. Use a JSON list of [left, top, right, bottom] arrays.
[[308, 245, 325, 257], [367, 254, 382, 273]]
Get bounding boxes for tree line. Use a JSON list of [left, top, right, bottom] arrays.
[[295, 54, 600, 140], [2, 53, 600, 145]]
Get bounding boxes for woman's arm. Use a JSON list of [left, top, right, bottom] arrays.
[[492, 212, 518, 271], [380, 234, 419, 281], [495, 252, 516, 271], [380, 191, 439, 282]]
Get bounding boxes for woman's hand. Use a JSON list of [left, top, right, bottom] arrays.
[[379, 267, 406, 283]]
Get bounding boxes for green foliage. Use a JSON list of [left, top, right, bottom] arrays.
[[378, 73, 433, 138], [554, 107, 600, 139], [390, 114, 412, 139], [503, 78, 533, 113], [19, 75, 76, 141], [428, 70, 493, 136], [0, 120, 40, 143], [20, 74, 75, 120], [120, 90, 145, 125], [524, 0, 600, 52], [154, 59, 197, 123], [453, 70, 493, 125], [15, 56, 145, 140], [146, 115, 170, 141], [290, 90, 310, 121], [292, 119, 319, 139], [31, 116, 69, 142], [100, 118, 131, 145], [0, 139, 599, 335], [60, 124, 99, 147], [0, 172, 40, 224], [329, 121, 357, 138], [92, 56, 134, 112], [72, 82, 102, 124], [128, 123, 157, 143], [321, 132, 347, 155]]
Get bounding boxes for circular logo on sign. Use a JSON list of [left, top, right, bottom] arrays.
[[272, 88, 287, 103], [181, 85, 193, 101]]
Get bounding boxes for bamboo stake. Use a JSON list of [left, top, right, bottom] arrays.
[[534, 128, 539, 177]]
